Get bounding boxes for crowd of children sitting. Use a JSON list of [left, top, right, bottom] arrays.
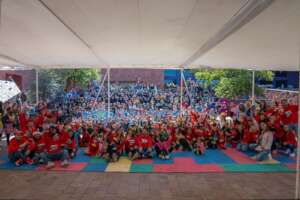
[[0, 92, 298, 168]]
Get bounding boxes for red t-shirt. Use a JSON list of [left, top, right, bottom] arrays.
[[34, 135, 47, 153], [46, 134, 64, 154], [285, 131, 297, 146], [125, 135, 137, 149], [137, 134, 153, 148], [8, 136, 28, 154]]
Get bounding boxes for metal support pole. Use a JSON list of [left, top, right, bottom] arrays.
[[180, 69, 183, 115], [36, 69, 39, 104], [93, 70, 108, 107], [295, 49, 300, 199], [182, 72, 192, 107], [252, 70, 255, 105], [107, 68, 110, 120]]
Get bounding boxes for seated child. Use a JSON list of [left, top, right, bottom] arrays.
[[79, 125, 92, 147], [45, 126, 69, 168], [124, 129, 139, 160], [238, 120, 258, 152], [85, 133, 100, 156], [176, 129, 193, 151], [64, 126, 77, 158], [104, 129, 121, 162], [217, 131, 226, 149], [249, 122, 273, 161], [193, 137, 205, 155], [155, 130, 172, 159], [207, 123, 218, 149], [137, 129, 154, 158], [282, 125, 297, 157], [32, 131, 48, 164]]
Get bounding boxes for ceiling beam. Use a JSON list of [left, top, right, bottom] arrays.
[[180, 0, 274, 68]]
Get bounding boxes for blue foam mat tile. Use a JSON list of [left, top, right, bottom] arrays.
[[172, 151, 194, 157], [83, 163, 107, 172], [273, 154, 296, 163], [153, 157, 174, 164], [242, 150, 257, 157], [193, 149, 236, 164], [0, 161, 37, 170], [71, 155, 91, 163]]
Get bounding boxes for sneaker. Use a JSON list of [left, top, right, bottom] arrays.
[[26, 157, 33, 165], [15, 159, 23, 166], [285, 149, 291, 155], [61, 160, 69, 167], [165, 155, 170, 160], [46, 161, 55, 169], [289, 153, 296, 158], [268, 153, 273, 160], [250, 156, 257, 160]]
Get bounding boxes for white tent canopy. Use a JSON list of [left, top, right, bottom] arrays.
[[0, 0, 299, 70], [0, 0, 300, 199]]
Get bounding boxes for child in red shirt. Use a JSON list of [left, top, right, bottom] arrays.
[[124, 129, 139, 160], [45, 126, 69, 168], [85, 134, 100, 156], [282, 125, 297, 157], [193, 137, 206, 155], [137, 129, 154, 158], [32, 131, 48, 164]]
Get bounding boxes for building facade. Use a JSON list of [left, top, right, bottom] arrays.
[[0, 69, 35, 90]]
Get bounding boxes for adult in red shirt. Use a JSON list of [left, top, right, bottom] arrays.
[[7, 132, 31, 166]]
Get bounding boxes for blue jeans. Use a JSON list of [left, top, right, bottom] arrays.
[[33, 152, 48, 164], [237, 143, 249, 152], [255, 150, 270, 161], [248, 144, 270, 161], [285, 144, 296, 154], [9, 151, 26, 163], [47, 150, 68, 162]]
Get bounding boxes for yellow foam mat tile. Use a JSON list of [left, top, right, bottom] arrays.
[[258, 159, 279, 164], [105, 157, 132, 172]]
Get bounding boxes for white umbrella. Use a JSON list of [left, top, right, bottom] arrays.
[[0, 80, 21, 103]]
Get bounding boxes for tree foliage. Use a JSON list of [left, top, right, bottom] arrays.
[[28, 68, 100, 102], [195, 69, 273, 99]]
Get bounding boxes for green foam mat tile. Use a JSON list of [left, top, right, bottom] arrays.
[[221, 164, 294, 172], [90, 158, 107, 164], [130, 164, 153, 172]]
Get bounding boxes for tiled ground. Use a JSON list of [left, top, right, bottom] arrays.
[[0, 170, 297, 200], [0, 147, 296, 173]]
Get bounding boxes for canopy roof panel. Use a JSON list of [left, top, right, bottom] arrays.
[[0, 0, 298, 70], [194, 0, 300, 71]]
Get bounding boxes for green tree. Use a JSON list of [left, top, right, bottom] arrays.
[[28, 68, 100, 102], [194, 69, 273, 99]]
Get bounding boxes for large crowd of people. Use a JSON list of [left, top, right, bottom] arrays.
[[0, 79, 298, 168]]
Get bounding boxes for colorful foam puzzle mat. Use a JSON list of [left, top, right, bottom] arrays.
[[0, 148, 296, 173]]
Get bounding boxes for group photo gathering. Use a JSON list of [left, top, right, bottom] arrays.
[[0, 0, 299, 199]]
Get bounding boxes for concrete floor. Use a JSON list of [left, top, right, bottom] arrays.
[[0, 170, 297, 200]]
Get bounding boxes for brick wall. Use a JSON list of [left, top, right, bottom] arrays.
[[101, 69, 164, 88]]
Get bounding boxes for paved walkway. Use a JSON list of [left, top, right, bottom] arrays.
[[0, 170, 296, 200]]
